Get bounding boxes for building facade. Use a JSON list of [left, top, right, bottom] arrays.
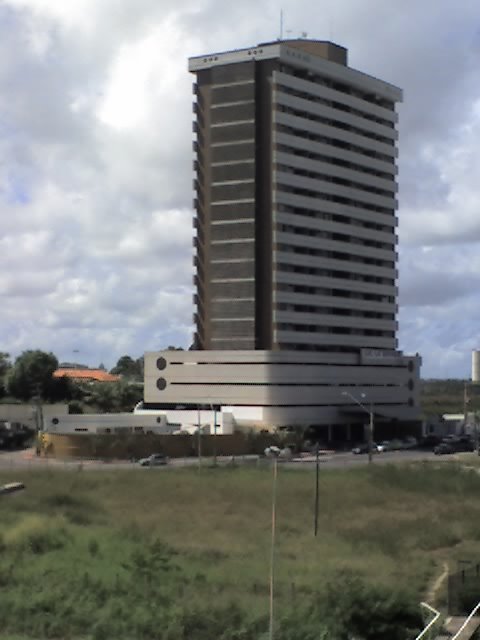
[[191, 40, 399, 354], [144, 39, 421, 437]]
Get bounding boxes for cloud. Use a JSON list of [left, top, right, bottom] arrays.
[[399, 245, 480, 307], [0, 0, 479, 378]]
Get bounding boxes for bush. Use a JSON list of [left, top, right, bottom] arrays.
[[3, 515, 70, 554], [68, 400, 84, 414], [318, 572, 423, 640]]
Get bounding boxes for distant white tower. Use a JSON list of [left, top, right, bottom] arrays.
[[472, 350, 480, 383]]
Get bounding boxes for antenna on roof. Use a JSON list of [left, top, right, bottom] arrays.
[[279, 9, 283, 40], [328, 7, 335, 41]]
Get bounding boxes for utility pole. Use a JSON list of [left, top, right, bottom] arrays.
[[213, 405, 217, 467], [368, 404, 374, 465], [314, 444, 320, 536], [342, 391, 375, 464], [474, 411, 479, 455], [463, 381, 469, 435], [269, 454, 278, 640], [32, 382, 43, 433], [197, 406, 202, 468]]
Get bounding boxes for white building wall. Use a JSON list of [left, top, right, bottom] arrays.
[[144, 349, 421, 428], [0, 403, 69, 430], [44, 410, 231, 436]]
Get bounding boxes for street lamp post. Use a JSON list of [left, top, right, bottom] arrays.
[[264, 446, 282, 639], [197, 406, 202, 468], [268, 450, 279, 640], [314, 443, 320, 536], [342, 391, 374, 464], [474, 412, 480, 456], [213, 405, 217, 467], [367, 405, 374, 464]]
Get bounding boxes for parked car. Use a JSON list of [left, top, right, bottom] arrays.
[[387, 439, 404, 451], [352, 443, 379, 454], [434, 437, 474, 455], [419, 434, 442, 449], [377, 441, 391, 452], [138, 453, 169, 467], [264, 446, 293, 460], [434, 442, 455, 455], [402, 436, 418, 449]]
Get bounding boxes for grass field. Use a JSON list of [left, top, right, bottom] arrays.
[[1, 461, 480, 639]]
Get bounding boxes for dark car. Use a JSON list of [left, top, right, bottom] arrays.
[[352, 443, 379, 455], [434, 442, 455, 455], [419, 435, 442, 449], [434, 437, 474, 455]]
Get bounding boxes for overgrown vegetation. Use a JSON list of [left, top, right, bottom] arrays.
[[0, 463, 479, 638], [421, 378, 480, 415]]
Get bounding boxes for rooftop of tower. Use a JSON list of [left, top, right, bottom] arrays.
[[257, 39, 347, 65], [188, 39, 401, 102]]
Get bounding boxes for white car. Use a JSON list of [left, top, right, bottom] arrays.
[[377, 441, 391, 452], [138, 453, 168, 467], [264, 446, 293, 460]]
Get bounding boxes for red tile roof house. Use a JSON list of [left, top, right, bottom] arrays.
[[53, 369, 121, 383]]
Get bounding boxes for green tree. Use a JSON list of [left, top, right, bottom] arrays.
[[0, 352, 11, 378], [6, 350, 71, 402], [0, 352, 11, 399], [83, 380, 143, 413], [68, 400, 84, 414], [87, 382, 117, 412], [115, 380, 143, 412], [110, 355, 143, 380]]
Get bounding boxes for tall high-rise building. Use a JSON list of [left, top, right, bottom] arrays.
[[190, 40, 399, 356], [144, 40, 421, 439]]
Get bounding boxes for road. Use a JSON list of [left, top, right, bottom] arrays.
[[288, 449, 438, 469], [0, 447, 439, 472]]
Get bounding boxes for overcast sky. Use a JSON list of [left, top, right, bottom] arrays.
[[1, 0, 479, 378]]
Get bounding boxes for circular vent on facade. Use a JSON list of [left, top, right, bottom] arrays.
[[156, 357, 167, 370], [156, 378, 167, 391]]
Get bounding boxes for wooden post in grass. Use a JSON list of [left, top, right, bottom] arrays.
[[314, 444, 320, 537], [368, 407, 374, 465], [213, 405, 217, 467], [269, 455, 278, 640], [197, 406, 202, 468]]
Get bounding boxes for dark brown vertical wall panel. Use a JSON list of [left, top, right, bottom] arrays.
[[198, 61, 257, 349], [192, 68, 212, 350], [254, 60, 277, 350]]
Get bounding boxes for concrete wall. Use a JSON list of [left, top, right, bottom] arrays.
[[38, 431, 278, 460], [43, 409, 233, 436]]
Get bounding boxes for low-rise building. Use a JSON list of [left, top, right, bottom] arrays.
[[53, 368, 120, 383]]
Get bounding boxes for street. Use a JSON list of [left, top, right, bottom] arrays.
[[0, 447, 439, 472]]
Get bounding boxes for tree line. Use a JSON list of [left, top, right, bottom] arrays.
[[0, 350, 145, 413]]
